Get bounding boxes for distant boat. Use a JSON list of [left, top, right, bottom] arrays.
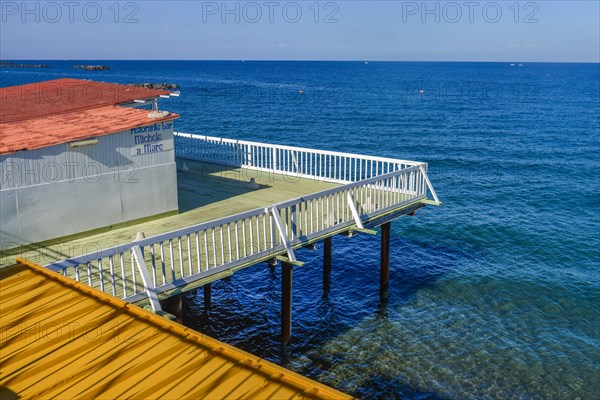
[[518, 64, 523, 67], [365, 61, 369, 64], [510, 63, 515, 66]]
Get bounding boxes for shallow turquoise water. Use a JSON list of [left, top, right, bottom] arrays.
[[2, 61, 599, 399]]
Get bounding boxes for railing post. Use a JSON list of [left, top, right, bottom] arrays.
[[270, 207, 297, 263], [419, 164, 440, 204], [291, 205, 297, 240], [237, 142, 243, 166], [347, 192, 364, 229], [292, 151, 299, 173], [269, 209, 277, 248], [131, 245, 162, 312]]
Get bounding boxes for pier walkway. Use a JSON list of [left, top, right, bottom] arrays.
[[2, 134, 439, 306], [0, 258, 353, 399], [2, 134, 440, 345]]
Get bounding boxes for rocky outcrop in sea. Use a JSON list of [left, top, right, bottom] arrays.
[[128, 83, 180, 90], [0, 61, 50, 68], [74, 65, 110, 71]]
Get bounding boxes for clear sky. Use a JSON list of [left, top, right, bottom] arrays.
[[1, 0, 598, 62]]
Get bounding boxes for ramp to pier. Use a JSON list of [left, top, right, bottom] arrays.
[[0, 258, 352, 400]]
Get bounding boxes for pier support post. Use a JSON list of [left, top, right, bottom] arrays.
[[281, 261, 293, 345], [204, 283, 212, 310], [380, 222, 391, 301], [163, 294, 183, 323], [323, 237, 332, 290], [268, 258, 278, 274]]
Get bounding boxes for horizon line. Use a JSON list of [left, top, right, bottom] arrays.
[[2, 58, 599, 64]]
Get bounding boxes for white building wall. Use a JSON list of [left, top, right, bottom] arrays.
[[0, 121, 178, 250]]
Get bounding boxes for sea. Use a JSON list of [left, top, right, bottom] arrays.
[[1, 61, 599, 399]]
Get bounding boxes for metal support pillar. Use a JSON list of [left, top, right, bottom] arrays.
[[281, 261, 293, 345], [380, 222, 391, 301], [323, 237, 332, 290], [164, 294, 183, 323], [204, 283, 212, 310]]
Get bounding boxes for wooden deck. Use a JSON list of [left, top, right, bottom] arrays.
[[0, 159, 339, 269]]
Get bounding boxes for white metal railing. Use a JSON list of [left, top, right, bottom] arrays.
[[47, 136, 439, 311], [174, 132, 422, 184]]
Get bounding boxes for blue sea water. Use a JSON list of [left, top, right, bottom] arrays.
[[2, 61, 599, 399]]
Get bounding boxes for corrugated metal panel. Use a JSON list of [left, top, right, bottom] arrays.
[[0, 258, 353, 400], [1, 163, 178, 247], [1, 126, 175, 190], [0, 123, 178, 248]]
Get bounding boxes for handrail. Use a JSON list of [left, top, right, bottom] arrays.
[[47, 135, 439, 306], [49, 165, 424, 270], [175, 132, 424, 167], [174, 132, 424, 184]]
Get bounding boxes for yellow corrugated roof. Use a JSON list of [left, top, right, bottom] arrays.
[[1, 258, 353, 400]]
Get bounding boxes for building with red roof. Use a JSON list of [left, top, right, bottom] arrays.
[[0, 78, 180, 249]]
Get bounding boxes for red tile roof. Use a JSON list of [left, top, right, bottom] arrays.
[[0, 79, 179, 155], [0, 106, 179, 155], [0, 78, 172, 124]]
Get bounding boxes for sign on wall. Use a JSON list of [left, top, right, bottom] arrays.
[[130, 121, 174, 156]]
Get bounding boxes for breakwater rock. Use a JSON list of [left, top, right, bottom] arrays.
[[74, 65, 110, 71], [1, 61, 50, 68], [128, 83, 179, 90]]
